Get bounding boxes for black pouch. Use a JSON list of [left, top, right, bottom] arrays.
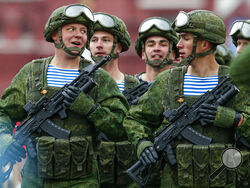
[[116, 141, 137, 185], [209, 144, 226, 187], [54, 139, 71, 179], [70, 136, 93, 179], [176, 144, 193, 187], [37, 136, 55, 178], [193, 145, 209, 188]]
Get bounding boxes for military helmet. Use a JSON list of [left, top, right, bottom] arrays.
[[44, 4, 94, 43], [173, 10, 226, 44], [93, 12, 130, 52], [135, 17, 179, 57], [229, 19, 250, 46], [215, 44, 234, 66]]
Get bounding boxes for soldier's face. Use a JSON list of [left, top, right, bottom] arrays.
[[89, 31, 121, 57], [60, 23, 88, 52], [236, 38, 250, 55], [177, 32, 194, 58], [142, 36, 170, 62]]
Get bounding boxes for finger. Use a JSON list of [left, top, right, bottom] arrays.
[[140, 153, 148, 166], [200, 113, 215, 120], [142, 151, 152, 165], [201, 104, 217, 111], [146, 149, 156, 163], [149, 147, 158, 160]]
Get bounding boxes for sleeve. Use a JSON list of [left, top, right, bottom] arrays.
[[234, 86, 250, 143], [0, 62, 32, 134], [86, 69, 130, 141], [123, 71, 167, 147]]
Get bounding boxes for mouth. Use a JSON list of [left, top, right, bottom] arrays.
[[95, 52, 106, 57], [151, 54, 163, 60], [178, 52, 186, 58], [71, 41, 81, 47]]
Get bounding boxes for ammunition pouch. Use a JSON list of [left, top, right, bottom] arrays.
[[98, 140, 137, 185], [37, 136, 93, 180], [176, 144, 235, 188], [236, 150, 250, 188]]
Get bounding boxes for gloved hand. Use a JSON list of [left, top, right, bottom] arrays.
[[4, 142, 26, 163], [139, 146, 159, 166], [199, 104, 242, 127], [62, 85, 81, 107], [0, 133, 26, 164], [199, 103, 218, 126]]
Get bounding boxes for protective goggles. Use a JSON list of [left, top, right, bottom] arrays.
[[229, 20, 250, 38], [217, 44, 229, 56], [139, 17, 171, 33], [94, 13, 116, 28], [64, 4, 94, 21], [174, 11, 189, 27]]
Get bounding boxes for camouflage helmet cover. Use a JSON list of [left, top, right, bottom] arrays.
[[230, 19, 250, 46], [44, 4, 94, 43], [93, 13, 131, 52], [173, 10, 226, 45], [135, 17, 179, 57]]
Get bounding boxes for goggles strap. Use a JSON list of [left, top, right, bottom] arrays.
[[54, 27, 64, 49]]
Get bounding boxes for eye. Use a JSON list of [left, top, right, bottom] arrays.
[[67, 27, 74, 31], [81, 29, 87, 34]]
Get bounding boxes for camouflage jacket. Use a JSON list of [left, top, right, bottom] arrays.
[[0, 56, 129, 142]]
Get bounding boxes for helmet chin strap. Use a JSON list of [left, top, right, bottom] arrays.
[[180, 36, 215, 66], [143, 41, 174, 68], [91, 36, 119, 64], [54, 27, 85, 57]]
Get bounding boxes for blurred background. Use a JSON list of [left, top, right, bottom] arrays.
[[0, 0, 250, 95], [0, 0, 249, 187]]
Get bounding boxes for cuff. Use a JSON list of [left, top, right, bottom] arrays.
[[214, 106, 236, 128], [136, 139, 153, 159]]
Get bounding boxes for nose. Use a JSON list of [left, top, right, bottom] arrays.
[[176, 40, 183, 49]]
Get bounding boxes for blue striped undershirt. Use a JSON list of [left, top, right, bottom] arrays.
[[117, 80, 125, 92], [47, 64, 79, 87], [184, 73, 218, 96]]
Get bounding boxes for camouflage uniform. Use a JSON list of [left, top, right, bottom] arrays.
[[89, 13, 139, 188], [124, 10, 245, 188], [0, 4, 129, 188], [215, 44, 234, 66], [230, 44, 250, 188]]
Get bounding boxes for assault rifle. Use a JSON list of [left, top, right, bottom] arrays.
[[126, 75, 239, 187], [123, 81, 150, 105], [0, 55, 111, 183]]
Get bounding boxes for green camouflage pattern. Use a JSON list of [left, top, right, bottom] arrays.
[[173, 10, 226, 44], [93, 13, 130, 52], [44, 4, 94, 43], [215, 44, 234, 66], [0, 56, 129, 187], [124, 74, 140, 91], [230, 19, 250, 46], [135, 17, 179, 58], [123, 65, 245, 187]]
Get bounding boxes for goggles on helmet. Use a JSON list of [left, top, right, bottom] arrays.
[[94, 13, 116, 28], [217, 44, 229, 56], [174, 11, 189, 27], [139, 17, 171, 33], [64, 4, 94, 21], [229, 20, 250, 38]]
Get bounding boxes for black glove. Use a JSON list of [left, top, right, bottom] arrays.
[[5, 142, 26, 163], [139, 146, 159, 166], [62, 85, 80, 107], [199, 103, 218, 126]]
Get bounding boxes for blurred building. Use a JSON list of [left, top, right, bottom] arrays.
[[0, 0, 250, 95]]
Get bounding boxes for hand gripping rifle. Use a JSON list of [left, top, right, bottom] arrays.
[[0, 55, 111, 183], [123, 81, 150, 106], [126, 75, 239, 187]]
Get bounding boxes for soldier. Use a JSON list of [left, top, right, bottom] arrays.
[[230, 44, 250, 188], [0, 4, 129, 188], [89, 12, 138, 188], [134, 17, 179, 84], [229, 19, 250, 55], [89, 12, 139, 92], [123, 10, 246, 188]]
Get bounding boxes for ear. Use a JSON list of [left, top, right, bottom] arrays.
[[141, 51, 146, 61], [115, 43, 123, 53], [51, 30, 59, 43], [169, 50, 176, 61]]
